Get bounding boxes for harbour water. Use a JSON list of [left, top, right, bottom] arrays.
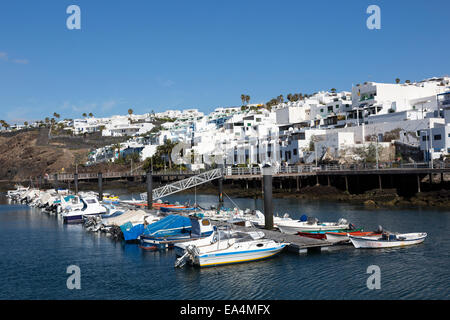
[[0, 192, 449, 300]]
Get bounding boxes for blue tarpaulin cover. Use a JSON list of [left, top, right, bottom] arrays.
[[142, 215, 192, 237], [120, 222, 146, 241]]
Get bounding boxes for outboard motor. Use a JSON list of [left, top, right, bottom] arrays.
[[376, 225, 383, 233]]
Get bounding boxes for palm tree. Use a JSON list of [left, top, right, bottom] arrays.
[[24, 121, 28, 127], [287, 94, 292, 102], [128, 108, 133, 116], [405, 80, 411, 84], [44, 117, 50, 125], [331, 88, 337, 93], [88, 112, 93, 117], [53, 112, 60, 119], [395, 78, 400, 84], [246, 95, 250, 105], [241, 94, 246, 106], [82, 113, 87, 118]]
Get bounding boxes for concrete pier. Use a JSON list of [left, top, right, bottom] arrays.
[[218, 177, 224, 203], [98, 172, 103, 201], [147, 171, 153, 209], [74, 173, 78, 195], [262, 164, 273, 230]]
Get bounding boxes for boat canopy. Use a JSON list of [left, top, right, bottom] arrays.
[[142, 215, 191, 236]]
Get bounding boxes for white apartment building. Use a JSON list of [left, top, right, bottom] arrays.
[[350, 78, 450, 123]]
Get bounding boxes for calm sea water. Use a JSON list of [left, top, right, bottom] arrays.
[[0, 191, 449, 300]]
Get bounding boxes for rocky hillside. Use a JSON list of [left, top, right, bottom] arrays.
[[0, 130, 89, 181]]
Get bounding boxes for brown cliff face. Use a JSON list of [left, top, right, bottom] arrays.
[[0, 131, 88, 181]]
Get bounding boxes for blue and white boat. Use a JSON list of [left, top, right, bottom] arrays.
[[175, 230, 288, 267], [139, 215, 213, 249], [62, 196, 107, 224]]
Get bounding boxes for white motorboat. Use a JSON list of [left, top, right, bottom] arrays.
[[6, 185, 29, 199], [175, 231, 288, 268], [275, 216, 351, 235], [62, 196, 107, 223], [350, 232, 427, 249], [174, 227, 265, 257]]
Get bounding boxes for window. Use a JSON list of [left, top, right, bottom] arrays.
[[422, 136, 428, 141], [434, 135, 442, 141], [293, 149, 298, 155], [320, 109, 324, 113]]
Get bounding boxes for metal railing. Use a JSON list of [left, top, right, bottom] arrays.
[[224, 162, 450, 176]]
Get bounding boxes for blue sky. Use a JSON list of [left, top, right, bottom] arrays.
[[0, 0, 449, 123]]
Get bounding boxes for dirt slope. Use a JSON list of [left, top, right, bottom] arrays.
[[0, 131, 88, 181]]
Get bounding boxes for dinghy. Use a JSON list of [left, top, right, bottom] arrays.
[[349, 232, 427, 249], [276, 215, 351, 235], [325, 226, 383, 244]]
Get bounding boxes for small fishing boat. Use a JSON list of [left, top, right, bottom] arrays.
[[349, 232, 427, 249], [325, 227, 382, 244], [276, 215, 351, 235], [175, 232, 288, 268], [298, 227, 363, 241]]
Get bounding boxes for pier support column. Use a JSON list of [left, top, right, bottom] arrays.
[[296, 177, 300, 191], [344, 175, 349, 193], [417, 174, 421, 193], [262, 164, 273, 230], [147, 171, 153, 209], [327, 175, 331, 187], [218, 177, 224, 203], [441, 172, 444, 185], [378, 175, 382, 190], [98, 172, 103, 202], [74, 173, 78, 195], [316, 175, 319, 186], [429, 173, 433, 186], [54, 173, 58, 189]]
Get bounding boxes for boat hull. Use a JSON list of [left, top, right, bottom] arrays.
[[194, 244, 287, 267], [325, 231, 378, 243], [278, 224, 350, 235], [350, 233, 427, 248]]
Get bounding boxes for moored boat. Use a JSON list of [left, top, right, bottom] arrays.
[[325, 229, 381, 244], [349, 232, 427, 249], [62, 196, 107, 223], [175, 231, 288, 268], [298, 228, 363, 241], [276, 216, 351, 235]]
